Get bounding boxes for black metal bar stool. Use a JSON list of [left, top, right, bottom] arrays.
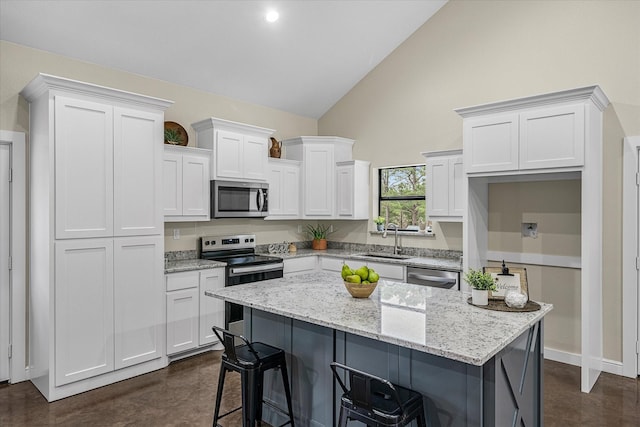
[[330, 362, 428, 427], [212, 326, 295, 427]]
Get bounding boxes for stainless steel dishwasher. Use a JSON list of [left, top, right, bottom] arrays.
[[406, 266, 460, 290]]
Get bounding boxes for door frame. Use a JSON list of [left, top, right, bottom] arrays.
[[0, 130, 27, 383], [622, 135, 640, 378]]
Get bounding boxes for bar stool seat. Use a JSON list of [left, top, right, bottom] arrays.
[[212, 326, 295, 427], [330, 362, 427, 427]]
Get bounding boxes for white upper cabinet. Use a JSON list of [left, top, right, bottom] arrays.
[[192, 117, 274, 182], [336, 160, 370, 219], [519, 104, 584, 170], [113, 107, 164, 236], [423, 150, 464, 221], [282, 136, 354, 219], [55, 96, 114, 239], [267, 158, 301, 219], [163, 145, 210, 222], [456, 87, 607, 175], [54, 97, 164, 239], [462, 114, 518, 173]]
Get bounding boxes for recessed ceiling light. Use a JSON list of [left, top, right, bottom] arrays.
[[265, 10, 279, 23]]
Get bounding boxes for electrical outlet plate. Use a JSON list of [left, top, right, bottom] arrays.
[[521, 223, 538, 238], [173, 229, 180, 240]]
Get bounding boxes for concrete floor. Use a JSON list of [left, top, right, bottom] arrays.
[[1, 351, 638, 426]]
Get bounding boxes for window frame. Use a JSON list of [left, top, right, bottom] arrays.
[[377, 164, 426, 227]]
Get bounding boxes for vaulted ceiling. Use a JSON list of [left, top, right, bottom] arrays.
[[0, 0, 447, 118]]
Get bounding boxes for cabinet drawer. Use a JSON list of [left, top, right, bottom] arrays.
[[319, 257, 346, 272], [365, 261, 404, 281], [166, 271, 199, 292], [284, 256, 317, 275]]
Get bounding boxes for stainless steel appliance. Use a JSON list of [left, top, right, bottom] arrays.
[[406, 266, 460, 290], [200, 234, 283, 336], [210, 180, 269, 218]]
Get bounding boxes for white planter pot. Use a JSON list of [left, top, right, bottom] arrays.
[[471, 288, 489, 306]]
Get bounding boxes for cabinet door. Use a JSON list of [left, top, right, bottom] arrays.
[[463, 114, 518, 173], [519, 104, 585, 170], [336, 165, 354, 217], [166, 288, 199, 355], [114, 107, 163, 236], [182, 154, 210, 217], [426, 158, 449, 217], [304, 144, 334, 216], [55, 96, 113, 239], [448, 155, 465, 217], [267, 164, 285, 216], [199, 269, 225, 346], [282, 165, 300, 216], [114, 236, 163, 369], [55, 239, 114, 386], [163, 151, 183, 216], [243, 135, 268, 181], [215, 130, 243, 179]]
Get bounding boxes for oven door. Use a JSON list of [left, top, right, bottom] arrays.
[[225, 262, 284, 335], [212, 180, 269, 218]]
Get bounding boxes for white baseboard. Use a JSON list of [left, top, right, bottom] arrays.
[[544, 347, 624, 376]]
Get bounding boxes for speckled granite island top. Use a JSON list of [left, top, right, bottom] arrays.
[[207, 272, 552, 366]]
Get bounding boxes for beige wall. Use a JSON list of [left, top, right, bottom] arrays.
[[319, 0, 640, 362], [0, 40, 319, 251]]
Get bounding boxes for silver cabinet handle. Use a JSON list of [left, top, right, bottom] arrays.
[[407, 273, 455, 283]]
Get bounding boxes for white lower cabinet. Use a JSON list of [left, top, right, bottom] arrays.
[[283, 256, 318, 276], [54, 235, 163, 387], [166, 268, 224, 356], [319, 257, 404, 281], [114, 237, 163, 369], [199, 268, 225, 346], [55, 239, 115, 386]]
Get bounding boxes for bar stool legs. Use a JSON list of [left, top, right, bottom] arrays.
[[212, 326, 295, 427]]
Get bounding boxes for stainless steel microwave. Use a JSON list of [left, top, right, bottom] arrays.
[[210, 180, 269, 218]]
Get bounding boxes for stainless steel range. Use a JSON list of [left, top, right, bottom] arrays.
[[200, 234, 283, 336]]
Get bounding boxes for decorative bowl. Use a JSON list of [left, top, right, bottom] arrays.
[[343, 281, 378, 298]]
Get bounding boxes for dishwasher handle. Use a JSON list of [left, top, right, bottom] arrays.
[[406, 271, 459, 289]]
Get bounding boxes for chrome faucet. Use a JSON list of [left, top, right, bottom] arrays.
[[382, 223, 401, 254]]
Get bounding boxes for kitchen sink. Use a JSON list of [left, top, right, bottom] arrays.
[[357, 252, 412, 260]]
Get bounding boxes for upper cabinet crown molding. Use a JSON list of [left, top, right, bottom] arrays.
[[191, 117, 274, 137], [454, 85, 610, 118], [20, 73, 173, 110]]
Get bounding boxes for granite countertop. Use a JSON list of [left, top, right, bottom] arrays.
[[207, 272, 552, 366], [164, 259, 226, 274], [270, 248, 462, 271]]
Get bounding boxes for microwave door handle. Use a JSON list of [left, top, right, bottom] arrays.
[[256, 189, 264, 211]]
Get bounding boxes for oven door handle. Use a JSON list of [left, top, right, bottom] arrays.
[[229, 262, 284, 276]]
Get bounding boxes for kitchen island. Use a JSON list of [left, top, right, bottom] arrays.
[[208, 272, 552, 427]]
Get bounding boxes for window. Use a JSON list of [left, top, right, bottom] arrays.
[[378, 165, 426, 228]]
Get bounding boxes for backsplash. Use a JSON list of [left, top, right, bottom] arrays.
[[164, 241, 461, 261]]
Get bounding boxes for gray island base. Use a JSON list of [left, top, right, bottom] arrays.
[[208, 272, 552, 427]]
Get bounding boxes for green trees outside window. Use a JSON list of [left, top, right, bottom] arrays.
[[378, 165, 426, 229]]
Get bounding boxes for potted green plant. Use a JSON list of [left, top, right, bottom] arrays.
[[464, 268, 497, 305], [373, 216, 385, 231], [306, 224, 330, 250], [164, 128, 184, 145]]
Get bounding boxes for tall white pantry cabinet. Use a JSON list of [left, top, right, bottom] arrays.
[[21, 74, 173, 401]]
